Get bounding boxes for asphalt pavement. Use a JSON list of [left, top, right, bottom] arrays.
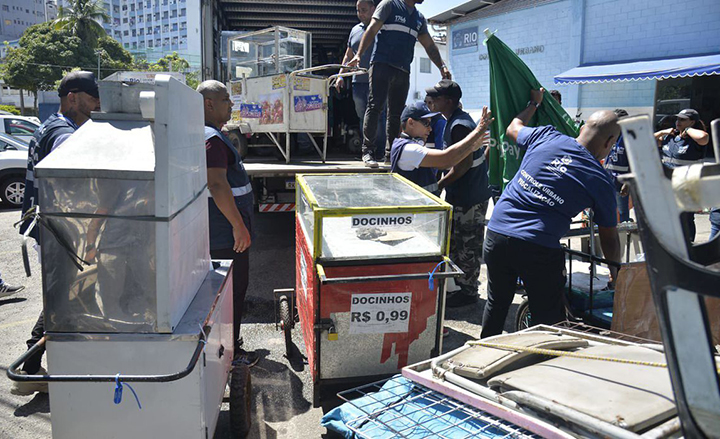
[[0, 204, 711, 438]]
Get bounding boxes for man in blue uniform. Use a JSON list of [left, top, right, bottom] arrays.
[[12, 71, 101, 396], [605, 109, 631, 222], [198, 80, 258, 366], [337, 0, 386, 158], [481, 89, 622, 338], [654, 108, 709, 242], [390, 102, 492, 196], [426, 80, 493, 308], [348, 0, 451, 168]]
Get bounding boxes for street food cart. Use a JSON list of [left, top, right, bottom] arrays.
[[225, 26, 365, 162], [8, 76, 251, 438], [290, 173, 462, 405]]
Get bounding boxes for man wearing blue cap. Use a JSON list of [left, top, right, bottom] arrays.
[[390, 102, 492, 196]]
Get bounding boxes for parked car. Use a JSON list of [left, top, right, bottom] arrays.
[[0, 138, 27, 207], [0, 115, 40, 143], [0, 132, 29, 151]]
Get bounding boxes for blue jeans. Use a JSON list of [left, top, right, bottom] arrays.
[[353, 82, 386, 157], [616, 192, 630, 223], [710, 208, 720, 239]]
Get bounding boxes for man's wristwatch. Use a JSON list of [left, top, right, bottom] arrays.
[[527, 100, 540, 109]]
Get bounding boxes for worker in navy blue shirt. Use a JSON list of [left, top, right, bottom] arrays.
[[654, 108, 709, 242], [347, 0, 451, 168], [337, 0, 386, 158], [390, 102, 492, 196], [481, 89, 622, 338], [605, 109, 631, 222], [426, 79, 493, 308]]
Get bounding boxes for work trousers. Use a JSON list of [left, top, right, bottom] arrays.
[[363, 62, 410, 158], [449, 201, 488, 297], [481, 230, 566, 338], [211, 248, 250, 349], [23, 311, 44, 374], [616, 192, 630, 223], [352, 81, 386, 157]]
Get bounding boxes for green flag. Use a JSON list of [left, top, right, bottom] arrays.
[[486, 32, 580, 190]]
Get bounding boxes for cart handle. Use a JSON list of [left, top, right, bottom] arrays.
[[6, 328, 209, 383], [562, 247, 622, 269], [290, 64, 367, 79], [316, 257, 464, 285]]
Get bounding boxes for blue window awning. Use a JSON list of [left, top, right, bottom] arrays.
[[554, 53, 720, 84]]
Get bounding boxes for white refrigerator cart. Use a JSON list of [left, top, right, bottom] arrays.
[[8, 75, 251, 438]]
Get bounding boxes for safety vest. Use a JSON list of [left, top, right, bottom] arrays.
[[390, 134, 439, 195], [205, 125, 254, 250], [443, 108, 491, 208], [605, 135, 630, 174], [371, 0, 426, 72], [661, 134, 706, 168], [19, 113, 78, 240]]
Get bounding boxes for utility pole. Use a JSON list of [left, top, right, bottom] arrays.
[[95, 50, 102, 79]]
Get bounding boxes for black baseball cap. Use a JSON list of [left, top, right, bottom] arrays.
[[425, 79, 462, 101], [675, 108, 699, 122], [401, 101, 440, 123], [58, 71, 99, 98]]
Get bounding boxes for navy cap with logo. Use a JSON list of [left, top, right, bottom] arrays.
[[401, 101, 440, 123], [675, 108, 700, 122], [58, 71, 99, 98], [425, 79, 462, 101]]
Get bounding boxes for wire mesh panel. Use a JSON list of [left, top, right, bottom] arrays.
[[336, 376, 539, 439]]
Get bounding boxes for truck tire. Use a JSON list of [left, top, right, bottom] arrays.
[[230, 364, 252, 438], [227, 130, 249, 158], [345, 129, 362, 154], [279, 295, 293, 358], [1, 175, 24, 208]]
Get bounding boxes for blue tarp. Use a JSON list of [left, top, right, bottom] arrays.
[[554, 53, 720, 84], [321, 375, 531, 438]]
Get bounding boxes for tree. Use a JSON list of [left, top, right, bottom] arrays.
[[1, 23, 133, 111], [138, 52, 200, 89], [53, 0, 110, 48]]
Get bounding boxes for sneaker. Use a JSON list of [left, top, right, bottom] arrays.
[[10, 367, 49, 396], [383, 154, 391, 165], [362, 153, 379, 168], [446, 293, 478, 308], [0, 282, 24, 299], [233, 349, 259, 368]]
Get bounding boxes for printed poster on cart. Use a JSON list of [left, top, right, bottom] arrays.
[[294, 94, 323, 113], [349, 292, 412, 334]]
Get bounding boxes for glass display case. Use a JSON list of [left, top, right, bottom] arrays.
[[227, 26, 311, 80], [296, 173, 452, 261]]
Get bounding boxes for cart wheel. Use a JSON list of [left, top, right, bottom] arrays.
[[230, 364, 252, 438], [515, 298, 532, 332], [279, 295, 293, 358]]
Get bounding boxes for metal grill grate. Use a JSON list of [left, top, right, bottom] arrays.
[[337, 377, 540, 439]]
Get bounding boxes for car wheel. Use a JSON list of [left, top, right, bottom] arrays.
[[1, 176, 24, 207]]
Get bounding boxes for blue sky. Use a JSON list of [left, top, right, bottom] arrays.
[[416, 0, 469, 21]]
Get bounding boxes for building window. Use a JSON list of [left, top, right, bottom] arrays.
[[1, 5, 8, 12], [419, 58, 431, 74], [123, 30, 129, 36]]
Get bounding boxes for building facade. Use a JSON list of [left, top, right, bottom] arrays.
[[433, 0, 720, 125], [59, 0, 202, 67], [407, 41, 448, 105], [0, 0, 57, 41]]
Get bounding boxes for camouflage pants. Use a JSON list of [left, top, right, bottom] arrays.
[[449, 201, 489, 297]]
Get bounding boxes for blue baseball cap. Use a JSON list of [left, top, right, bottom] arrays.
[[401, 101, 440, 123]]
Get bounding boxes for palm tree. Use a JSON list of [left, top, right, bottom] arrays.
[[53, 0, 110, 48]]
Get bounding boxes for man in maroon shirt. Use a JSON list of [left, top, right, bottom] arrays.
[[198, 80, 257, 366]]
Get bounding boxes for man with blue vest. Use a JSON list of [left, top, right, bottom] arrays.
[[12, 71, 101, 396], [605, 109, 632, 223], [390, 102, 492, 196], [426, 80, 493, 308], [198, 80, 258, 367], [337, 0, 386, 158], [348, 0, 451, 168], [481, 89, 621, 338]]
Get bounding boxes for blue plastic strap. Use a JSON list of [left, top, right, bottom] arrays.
[[428, 260, 447, 291], [114, 373, 142, 410]]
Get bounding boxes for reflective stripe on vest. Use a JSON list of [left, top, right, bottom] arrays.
[[381, 23, 419, 38], [472, 154, 486, 168], [606, 163, 629, 172], [208, 183, 253, 199], [423, 182, 439, 193], [662, 156, 697, 166]]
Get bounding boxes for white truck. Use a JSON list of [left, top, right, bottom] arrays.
[[224, 26, 386, 213]]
